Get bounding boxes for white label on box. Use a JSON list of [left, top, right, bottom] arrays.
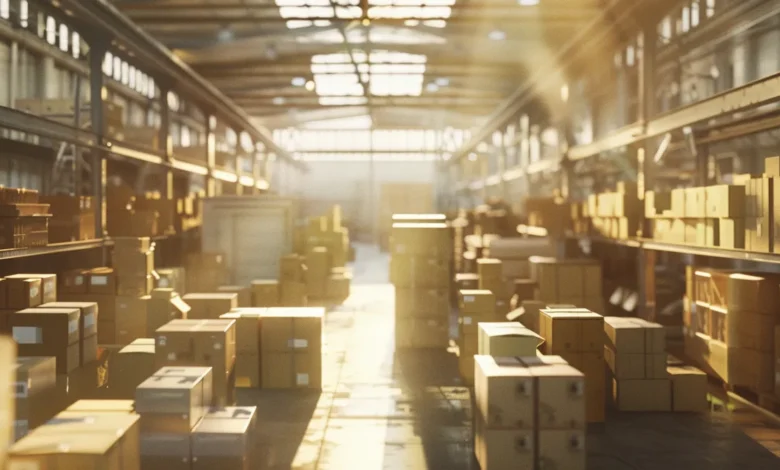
[[29, 286, 39, 300], [68, 319, 78, 335], [44, 281, 54, 294], [463, 317, 472, 325], [13, 326, 42, 344], [293, 339, 308, 349], [214, 343, 223, 350], [91, 275, 108, 286], [158, 279, 170, 287], [463, 296, 474, 303], [158, 336, 167, 346], [74, 276, 84, 286], [84, 313, 95, 329], [296, 373, 310, 386], [167, 353, 177, 361]]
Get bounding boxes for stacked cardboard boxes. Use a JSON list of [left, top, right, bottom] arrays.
[[477, 322, 543, 357], [10, 306, 82, 377], [108, 338, 156, 399], [305, 246, 331, 300], [14, 356, 56, 441], [251, 280, 280, 307], [457, 290, 495, 382], [586, 182, 642, 239], [40, 195, 95, 243], [604, 317, 673, 411], [136, 366, 212, 469], [474, 355, 586, 470], [37, 301, 99, 367], [190, 406, 258, 470], [156, 267, 186, 294], [183, 293, 238, 320], [477, 258, 509, 316], [259, 307, 323, 389], [529, 257, 604, 313], [154, 319, 237, 406], [391, 221, 452, 349], [186, 253, 228, 293], [147, 289, 190, 336], [217, 285, 252, 307], [524, 196, 571, 236], [327, 268, 352, 304], [305, 206, 350, 268], [279, 254, 308, 306], [685, 270, 780, 394], [220, 309, 263, 389], [538, 308, 605, 423], [0, 188, 50, 248]]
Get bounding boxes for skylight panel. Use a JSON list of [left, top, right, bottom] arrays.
[[319, 96, 368, 105], [287, 20, 313, 28]]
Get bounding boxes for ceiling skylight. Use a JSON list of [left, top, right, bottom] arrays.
[[311, 51, 427, 98], [275, 0, 456, 29]]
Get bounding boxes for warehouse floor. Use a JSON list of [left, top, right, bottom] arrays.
[[238, 245, 780, 470]]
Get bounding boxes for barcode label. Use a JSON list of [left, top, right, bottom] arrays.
[[13, 327, 42, 344], [463, 317, 472, 325], [293, 339, 308, 349], [464, 296, 474, 303], [296, 373, 309, 386], [84, 313, 95, 328], [91, 276, 108, 286], [68, 320, 78, 335], [29, 286, 39, 300], [14, 381, 28, 398]]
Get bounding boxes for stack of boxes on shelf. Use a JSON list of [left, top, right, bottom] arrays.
[[474, 354, 586, 469], [685, 269, 780, 399], [457, 290, 495, 382], [279, 254, 308, 306], [477, 258, 509, 316], [154, 318, 237, 406], [523, 196, 570, 236], [0, 188, 50, 249], [538, 307, 606, 423], [135, 192, 177, 236], [106, 182, 160, 237], [390, 220, 452, 349], [529, 256, 604, 313], [40, 195, 95, 243], [256, 307, 324, 389], [570, 200, 591, 235], [587, 182, 642, 239]]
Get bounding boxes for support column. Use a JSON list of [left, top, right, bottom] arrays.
[[88, 40, 108, 239], [638, 24, 657, 316], [206, 115, 217, 197], [159, 85, 174, 199]]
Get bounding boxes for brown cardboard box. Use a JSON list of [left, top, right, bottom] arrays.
[[727, 273, 779, 315], [604, 345, 644, 379], [251, 280, 279, 307], [522, 355, 587, 429], [473, 355, 535, 429], [390, 222, 452, 258], [183, 293, 239, 320], [604, 317, 645, 354], [141, 433, 191, 470], [135, 368, 211, 433], [458, 335, 477, 384], [474, 412, 534, 470], [459, 289, 495, 315], [112, 236, 152, 253], [220, 309, 262, 354], [396, 317, 449, 349], [235, 353, 261, 388], [15, 356, 57, 436], [327, 272, 351, 302], [66, 399, 135, 414], [39, 302, 98, 365], [154, 320, 237, 404], [113, 250, 154, 278], [110, 339, 156, 399], [60, 269, 89, 294], [633, 318, 666, 353], [117, 274, 155, 296], [6, 278, 42, 309], [279, 254, 306, 282], [6, 274, 56, 304], [260, 308, 322, 353], [537, 429, 586, 470], [645, 353, 667, 378], [719, 218, 745, 249], [538, 309, 604, 355], [390, 254, 450, 287], [148, 289, 191, 336], [706, 185, 745, 218], [476, 322, 544, 356], [217, 286, 252, 308], [191, 407, 257, 470], [12, 308, 81, 374], [261, 350, 321, 389], [89, 267, 117, 295], [668, 365, 707, 412], [395, 288, 449, 318], [613, 378, 671, 411], [477, 258, 502, 281], [280, 281, 307, 307]]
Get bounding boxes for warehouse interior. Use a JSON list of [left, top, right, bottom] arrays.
[[1, 0, 780, 468]]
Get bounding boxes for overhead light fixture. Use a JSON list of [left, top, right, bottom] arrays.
[[426, 82, 439, 93], [488, 30, 506, 41], [468, 153, 477, 161], [291, 77, 306, 87], [362, 18, 371, 26], [518, 0, 540, 5], [435, 77, 449, 87], [305, 80, 316, 91], [272, 97, 286, 105], [404, 19, 420, 26]]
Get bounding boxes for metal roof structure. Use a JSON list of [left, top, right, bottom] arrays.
[[111, 0, 626, 129]]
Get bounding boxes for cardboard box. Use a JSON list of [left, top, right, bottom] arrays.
[[327, 272, 351, 301], [113, 236, 152, 252], [183, 293, 239, 320], [459, 289, 496, 315], [148, 289, 191, 336], [765, 156, 780, 177], [89, 267, 117, 295], [474, 412, 534, 470], [217, 285, 252, 308], [191, 407, 257, 469], [109, 339, 156, 399], [12, 308, 81, 374], [727, 273, 779, 315], [473, 355, 535, 429], [390, 254, 450, 287], [477, 258, 502, 281], [538, 429, 586, 470], [234, 353, 261, 388], [251, 280, 279, 307], [117, 274, 155, 296], [279, 254, 306, 282], [390, 222, 452, 258], [706, 185, 745, 218], [613, 378, 671, 411], [15, 356, 56, 434], [668, 365, 708, 412], [719, 218, 745, 249], [523, 355, 587, 429], [604, 317, 645, 353], [538, 309, 604, 355], [395, 287, 449, 318], [6, 274, 56, 304], [113, 250, 154, 278], [66, 399, 135, 414], [604, 345, 644, 379], [135, 367, 211, 433], [219, 309, 262, 354], [260, 308, 322, 352], [280, 281, 307, 307], [477, 322, 544, 356], [6, 277, 42, 309], [38, 302, 98, 365], [141, 432, 191, 470]]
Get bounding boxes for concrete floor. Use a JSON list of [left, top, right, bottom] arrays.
[[238, 244, 780, 470]]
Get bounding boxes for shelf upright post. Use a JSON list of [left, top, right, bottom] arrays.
[[234, 128, 243, 196], [206, 115, 217, 197], [86, 36, 108, 243], [637, 23, 656, 319], [159, 83, 173, 200]]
